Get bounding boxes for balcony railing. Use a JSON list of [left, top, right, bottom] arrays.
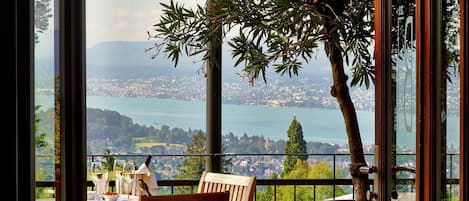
[[35, 153, 460, 200]]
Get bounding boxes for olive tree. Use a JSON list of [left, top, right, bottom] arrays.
[[149, 0, 374, 200]]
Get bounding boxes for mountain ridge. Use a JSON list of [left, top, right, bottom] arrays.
[[37, 40, 333, 80]]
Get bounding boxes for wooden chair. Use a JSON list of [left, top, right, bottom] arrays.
[[140, 191, 229, 201], [197, 171, 256, 201]]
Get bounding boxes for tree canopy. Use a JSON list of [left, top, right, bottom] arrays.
[[258, 161, 346, 201], [150, 1, 374, 200], [34, 0, 52, 43], [282, 116, 307, 177], [150, 0, 374, 87], [178, 131, 206, 179]]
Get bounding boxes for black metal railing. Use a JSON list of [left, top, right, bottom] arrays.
[[35, 153, 460, 200]]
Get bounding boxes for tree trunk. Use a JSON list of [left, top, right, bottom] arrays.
[[324, 21, 369, 201]]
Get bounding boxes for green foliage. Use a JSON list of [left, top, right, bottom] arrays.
[[176, 131, 232, 194], [178, 131, 232, 179], [442, 0, 460, 82], [87, 108, 167, 153], [34, 0, 53, 43], [277, 160, 345, 201], [259, 161, 346, 201], [35, 105, 49, 149], [282, 117, 307, 177], [148, 0, 209, 67], [150, 0, 375, 88], [178, 131, 206, 179], [150, 2, 375, 199], [446, 185, 460, 201], [35, 165, 54, 198], [256, 173, 278, 201], [36, 107, 339, 156], [36, 187, 54, 199], [103, 148, 115, 172]]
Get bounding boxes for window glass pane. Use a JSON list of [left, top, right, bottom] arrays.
[[443, 0, 460, 200], [86, 0, 205, 196], [392, 1, 417, 200], [34, 0, 56, 199], [221, 18, 375, 201]]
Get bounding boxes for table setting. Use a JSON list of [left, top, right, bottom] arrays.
[[88, 155, 157, 201]]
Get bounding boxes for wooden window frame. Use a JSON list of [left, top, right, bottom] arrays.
[[375, 0, 467, 200], [11, 0, 86, 200], [11, 0, 467, 200], [11, 0, 35, 200], [460, 0, 468, 200], [374, 0, 393, 200], [56, 0, 87, 200]]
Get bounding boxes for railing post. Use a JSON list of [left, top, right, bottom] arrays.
[[333, 154, 336, 199], [274, 184, 277, 201], [313, 185, 316, 201], [293, 185, 296, 201], [450, 154, 453, 199], [449, 154, 453, 179]]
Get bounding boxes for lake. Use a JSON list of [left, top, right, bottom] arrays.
[[35, 94, 461, 147]]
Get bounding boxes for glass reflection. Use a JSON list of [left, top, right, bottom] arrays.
[[34, 0, 55, 200], [443, 0, 460, 200], [392, 0, 416, 200]]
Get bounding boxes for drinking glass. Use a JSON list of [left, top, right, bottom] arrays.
[[122, 161, 135, 198], [90, 161, 104, 200], [113, 159, 125, 194]]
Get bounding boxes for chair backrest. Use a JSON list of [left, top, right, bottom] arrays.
[[140, 191, 229, 201], [197, 171, 256, 201]]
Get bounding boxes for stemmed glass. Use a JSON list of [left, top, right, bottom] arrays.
[[113, 159, 125, 194], [90, 161, 104, 201], [122, 161, 135, 198]]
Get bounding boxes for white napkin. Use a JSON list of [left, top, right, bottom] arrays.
[[96, 172, 109, 196], [130, 163, 158, 196], [115, 177, 124, 194]]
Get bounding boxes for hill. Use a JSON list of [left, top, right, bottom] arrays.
[[36, 41, 333, 81], [35, 107, 340, 155]]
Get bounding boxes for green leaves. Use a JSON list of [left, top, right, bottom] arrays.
[[35, 105, 48, 149], [282, 116, 307, 177], [342, 0, 375, 88], [273, 60, 302, 77], [229, 29, 270, 82], [150, 0, 209, 67], [165, 43, 181, 67], [150, 0, 375, 87]]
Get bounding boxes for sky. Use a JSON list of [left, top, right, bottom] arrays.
[[32, 0, 338, 77], [35, 0, 204, 57], [86, 0, 203, 48], [33, 0, 335, 76]]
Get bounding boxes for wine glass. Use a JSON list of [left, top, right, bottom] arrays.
[[122, 161, 135, 198], [90, 161, 104, 201], [113, 159, 125, 194]]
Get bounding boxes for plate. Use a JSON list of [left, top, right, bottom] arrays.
[[117, 195, 140, 201]]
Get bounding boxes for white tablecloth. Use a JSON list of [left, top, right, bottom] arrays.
[[87, 191, 139, 201]]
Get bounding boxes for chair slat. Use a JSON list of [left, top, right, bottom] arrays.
[[232, 185, 239, 201], [228, 185, 235, 201], [209, 182, 214, 192], [197, 171, 256, 201], [216, 183, 222, 192]]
